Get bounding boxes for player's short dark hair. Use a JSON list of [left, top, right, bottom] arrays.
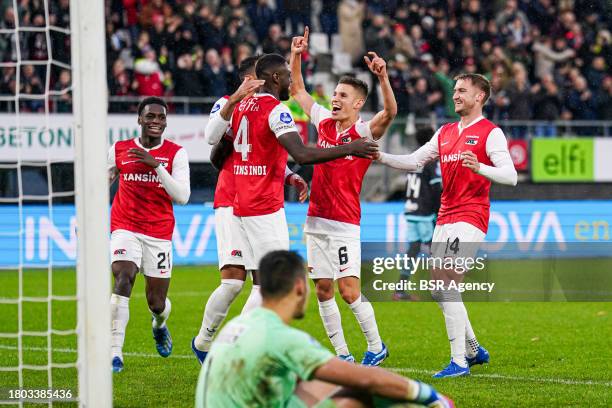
[[255, 53, 287, 79], [259, 251, 306, 299], [238, 55, 260, 80], [338, 76, 369, 98], [138, 96, 168, 116], [453, 73, 491, 104], [415, 127, 434, 147]]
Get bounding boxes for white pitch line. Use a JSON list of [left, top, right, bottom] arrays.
[[390, 367, 612, 387], [0, 344, 610, 388]]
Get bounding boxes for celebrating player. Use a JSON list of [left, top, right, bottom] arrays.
[[108, 97, 191, 373], [192, 56, 309, 363], [289, 28, 396, 365], [195, 250, 454, 408], [375, 73, 518, 377], [199, 52, 378, 331], [394, 127, 442, 301]]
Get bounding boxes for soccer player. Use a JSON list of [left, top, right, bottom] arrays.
[[192, 56, 309, 362], [393, 127, 441, 301], [289, 28, 396, 365], [195, 250, 454, 408], [108, 97, 190, 373], [200, 52, 378, 329], [375, 73, 518, 377]]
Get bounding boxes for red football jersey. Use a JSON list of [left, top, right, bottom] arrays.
[[210, 96, 235, 209], [437, 118, 496, 233], [111, 139, 183, 240], [307, 115, 372, 229], [230, 94, 298, 217]]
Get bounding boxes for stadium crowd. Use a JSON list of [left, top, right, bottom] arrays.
[[0, 0, 610, 133]]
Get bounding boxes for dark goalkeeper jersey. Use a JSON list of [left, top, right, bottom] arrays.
[[404, 161, 442, 218]]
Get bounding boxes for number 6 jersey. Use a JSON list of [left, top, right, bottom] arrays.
[[230, 93, 298, 217]]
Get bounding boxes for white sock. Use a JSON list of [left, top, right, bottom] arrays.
[[241, 284, 261, 314], [195, 279, 244, 351], [440, 301, 467, 367], [318, 299, 349, 356], [150, 297, 171, 329], [110, 293, 130, 360], [463, 303, 479, 358], [348, 297, 382, 353]]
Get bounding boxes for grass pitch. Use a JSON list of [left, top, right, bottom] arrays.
[[0, 266, 610, 407]]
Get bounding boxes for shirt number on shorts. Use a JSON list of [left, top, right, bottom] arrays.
[[445, 237, 460, 255], [338, 246, 348, 265], [157, 252, 171, 269], [234, 116, 252, 161]]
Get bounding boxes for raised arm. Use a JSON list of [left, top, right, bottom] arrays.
[[289, 27, 315, 115], [364, 52, 397, 140], [461, 128, 517, 186]]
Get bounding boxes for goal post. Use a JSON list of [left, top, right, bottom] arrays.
[[70, 0, 112, 406]]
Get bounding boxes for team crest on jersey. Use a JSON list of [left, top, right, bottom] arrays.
[[231, 249, 242, 257], [341, 136, 350, 143], [279, 112, 293, 124], [114, 249, 126, 255], [211, 103, 221, 114], [465, 135, 479, 145]]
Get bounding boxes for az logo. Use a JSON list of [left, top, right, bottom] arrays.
[[231, 250, 243, 257], [114, 249, 126, 255]]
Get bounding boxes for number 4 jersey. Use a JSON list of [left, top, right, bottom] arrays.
[[230, 93, 298, 217]]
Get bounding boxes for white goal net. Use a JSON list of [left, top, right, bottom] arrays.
[[0, 0, 110, 406]]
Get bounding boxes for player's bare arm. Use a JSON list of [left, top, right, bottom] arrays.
[[364, 52, 397, 140], [206, 78, 265, 145], [219, 77, 265, 120], [210, 137, 233, 170], [278, 131, 378, 165], [289, 26, 315, 115]]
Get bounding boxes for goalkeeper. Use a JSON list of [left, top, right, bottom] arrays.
[[195, 250, 454, 408]]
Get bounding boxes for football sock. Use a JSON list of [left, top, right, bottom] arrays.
[[110, 293, 130, 360], [318, 299, 349, 356], [463, 304, 480, 358], [151, 297, 171, 329], [241, 284, 261, 314], [349, 297, 382, 353], [433, 290, 467, 367], [195, 279, 244, 351]]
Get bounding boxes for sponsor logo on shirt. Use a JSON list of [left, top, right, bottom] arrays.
[[441, 151, 463, 163], [279, 112, 293, 124], [122, 172, 162, 183], [465, 135, 479, 145], [211, 103, 221, 114], [231, 249, 243, 257]]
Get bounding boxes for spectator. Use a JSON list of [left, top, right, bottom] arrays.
[[173, 53, 206, 113], [532, 36, 574, 80], [0, 66, 16, 111], [133, 46, 164, 96], [408, 77, 441, 119], [21, 65, 44, 112], [310, 84, 332, 109], [248, 0, 276, 42], [283, 0, 311, 36], [139, 0, 173, 30], [202, 48, 227, 98], [531, 74, 563, 137], [54, 70, 72, 113], [262, 24, 283, 54], [496, 0, 530, 35], [364, 14, 393, 61], [338, 0, 365, 62], [319, 0, 339, 40], [565, 76, 598, 135], [391, 24, 415, 61], [504, 63, 532, 138], [585, 56, 607, 91]]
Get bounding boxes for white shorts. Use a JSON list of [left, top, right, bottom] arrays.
[[215, 206, 247, 269], [110, 229, 172, 278], [306, 233, 361, 280], [231, 208, 290, 270], [431, 222, 486, 260]]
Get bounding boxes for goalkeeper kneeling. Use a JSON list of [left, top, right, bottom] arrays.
[[195, 250, 454, 408]]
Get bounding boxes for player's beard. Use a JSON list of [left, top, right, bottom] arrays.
[[279, 87, 290, 101]]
